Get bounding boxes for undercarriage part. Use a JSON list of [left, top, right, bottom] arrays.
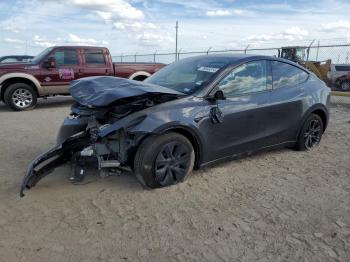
[[99, 160, 121, 168], [69, 164, 87, 183]]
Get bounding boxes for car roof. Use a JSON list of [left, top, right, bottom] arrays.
[[184, 53, 304, 69]]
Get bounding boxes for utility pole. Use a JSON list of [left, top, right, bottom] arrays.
[[175, 21, 178, 61], [25, 40, 28, 55]]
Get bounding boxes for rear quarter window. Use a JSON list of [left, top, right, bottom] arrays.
[[272, 61, 308, 89]]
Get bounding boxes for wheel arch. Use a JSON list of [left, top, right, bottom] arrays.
[[0, 73, 41, 101], [299, 104, 329, 136]]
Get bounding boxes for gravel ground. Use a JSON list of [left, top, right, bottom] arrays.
[[0, 97, 349, 262]]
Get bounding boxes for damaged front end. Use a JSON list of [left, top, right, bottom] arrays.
[[20, 77, 184, 197]]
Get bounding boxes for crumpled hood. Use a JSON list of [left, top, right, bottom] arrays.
[[69, 76, 185, 107]]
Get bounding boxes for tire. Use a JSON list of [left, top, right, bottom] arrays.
[[295, 114, 324, 151], [340, 81, 350, 91], [4, 83, 37, 111], [134, 132, 195, 188]]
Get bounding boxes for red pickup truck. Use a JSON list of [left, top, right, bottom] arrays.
[[0, 46, 165, 111]]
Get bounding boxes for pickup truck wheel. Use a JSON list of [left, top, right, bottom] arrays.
[[340, 81, 350, 91], [4, 83, 37, 111], [134, 132, 195, 188]]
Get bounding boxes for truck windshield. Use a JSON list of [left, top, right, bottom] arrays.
[[145, 56, 231, 94], [31, 47, 54, 64]]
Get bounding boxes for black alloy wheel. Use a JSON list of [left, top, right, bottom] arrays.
[[134, 132, 195, 188], [154, 141, 192, 186], [304, 118, 322, 149], [296, 114, 324, 151]]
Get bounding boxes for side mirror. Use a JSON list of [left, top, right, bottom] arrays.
[[44, 57, 56, 68], [213, 90, 225, 100]]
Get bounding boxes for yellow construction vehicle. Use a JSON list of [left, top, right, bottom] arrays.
[[278, 45, 331, 85]]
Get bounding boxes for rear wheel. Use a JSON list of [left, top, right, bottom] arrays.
[[134, 132, 195, 188], [4, 83, 37, 111], [296, 114, 324, 151]]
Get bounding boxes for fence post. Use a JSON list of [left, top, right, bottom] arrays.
[[306, 40, 315, 62], [134, 52, 138, 62], [316, 40, 320, 61], [244, 44, 250, 54], [153, 50, 157, 63], [120, 54, 123, 63], [177, 48, 182, 61], [207, 47, 212, 55]]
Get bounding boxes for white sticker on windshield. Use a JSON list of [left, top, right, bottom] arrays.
[[197, 66, 219, 73]]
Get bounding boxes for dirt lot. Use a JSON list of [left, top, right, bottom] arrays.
[[0, 97, 349, 262]]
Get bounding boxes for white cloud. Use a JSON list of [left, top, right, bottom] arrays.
[[247, 26, 309, 43], [113, 21, 157, 31], [136, 32, 174, 46], [321, 20, 350, 31], [206, 10, 231, 17], [205, 8, 250, 17], [32, 35, 54, 47], [3, 38, 24, 44], [30, 33, 109, 48], [66, 33, 109, 45], [0, 18, 25, 33], [71, 0, 144, 21]]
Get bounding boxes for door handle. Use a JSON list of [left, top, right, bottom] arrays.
[[210, 107, 224, 123]]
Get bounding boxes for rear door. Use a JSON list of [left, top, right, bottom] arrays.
[[40, 48, 83, 94], [264, 60, 309, 144], [82, 48, 113, 77]]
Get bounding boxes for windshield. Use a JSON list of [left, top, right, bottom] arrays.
[[31, 47, 54, 64], [145, 56, 231, 94]]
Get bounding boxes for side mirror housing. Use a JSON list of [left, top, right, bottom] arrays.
[[213, 90, 225, 100], [44, 57, 56, 68]]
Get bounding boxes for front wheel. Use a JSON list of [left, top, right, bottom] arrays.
[[295, 114, 324, 151], [134, 132, 195, 188], [4, 83, 37, 111]]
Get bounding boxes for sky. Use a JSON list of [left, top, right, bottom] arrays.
[[0, 0, 350, 58]]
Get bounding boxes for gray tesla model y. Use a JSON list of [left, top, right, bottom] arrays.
[[21, 54, 330, 196]]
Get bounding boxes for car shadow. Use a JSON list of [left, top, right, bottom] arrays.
[[0, 96, 74, 112]]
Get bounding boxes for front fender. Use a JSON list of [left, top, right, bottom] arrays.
[[0, 72, 43, 95]]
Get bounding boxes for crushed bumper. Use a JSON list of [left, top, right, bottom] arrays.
[[20, 132, 89, 197]]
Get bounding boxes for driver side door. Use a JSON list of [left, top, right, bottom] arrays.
[[203, 60, 273, 160], [40, 49, 83, 95]]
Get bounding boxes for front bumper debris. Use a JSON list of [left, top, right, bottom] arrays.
[[20, 132, 89, 197]]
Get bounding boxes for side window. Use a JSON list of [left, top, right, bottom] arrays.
[[299, 70, 309, 83], [272, 61, 308, 89], [84, 49, 105, 66], [217, 60, 267, 97], [50, 50, 78, 66]]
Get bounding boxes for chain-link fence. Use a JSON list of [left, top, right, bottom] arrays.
[[112, 40, 350, 103], [112, 40, 350, 65]]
